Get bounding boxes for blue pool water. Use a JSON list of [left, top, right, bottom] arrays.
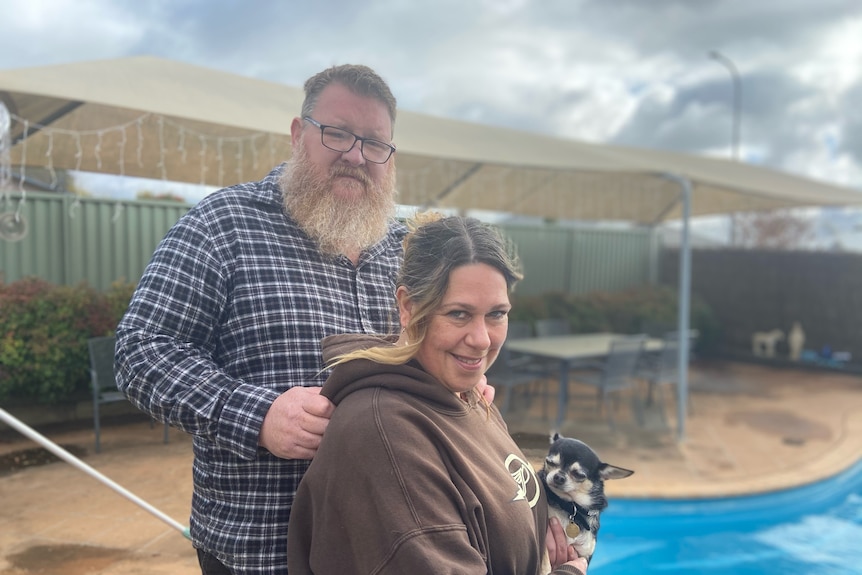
[[591, 459, 862, 574]]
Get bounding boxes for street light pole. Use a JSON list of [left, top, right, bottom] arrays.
[[709, 50, 742, 245], [708, 50, 741, 160]]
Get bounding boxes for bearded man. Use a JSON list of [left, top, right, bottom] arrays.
[[115, 64, 405, 575]]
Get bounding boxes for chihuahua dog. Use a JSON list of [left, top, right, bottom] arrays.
[[538, 433, 633, 572]]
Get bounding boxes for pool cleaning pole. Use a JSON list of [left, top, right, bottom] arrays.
[[0, 407, 191, 540]]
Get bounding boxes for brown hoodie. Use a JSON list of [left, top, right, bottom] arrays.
[[287, 334, 584, 575]]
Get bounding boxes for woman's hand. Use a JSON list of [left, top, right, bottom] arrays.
[[475, 374, 496, 403], [546, 517, 574, 566], [546, 517, 588, 573]]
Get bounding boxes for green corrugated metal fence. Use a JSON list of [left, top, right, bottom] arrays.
[[1, 191, 190, 290], [1, 192, 658, 294], [499, 223, 658, 296]]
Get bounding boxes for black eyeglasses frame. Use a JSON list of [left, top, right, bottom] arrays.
[[302, 116, 396, 164]]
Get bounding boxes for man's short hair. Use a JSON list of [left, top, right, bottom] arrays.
[[301, 64, 397, 131]]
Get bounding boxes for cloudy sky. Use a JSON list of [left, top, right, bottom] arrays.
[[2, 0, 862, 244]]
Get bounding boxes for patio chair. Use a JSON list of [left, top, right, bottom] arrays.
[[507, 321, 548, 369], [571, 334, 647, 429], [639, 332, 695, 426], [89, 336, 169, 452], [487, 323, 552, 416], [508, 320, 533, 340], [503, 320, 553, 416], [534, 318, 570, 337]]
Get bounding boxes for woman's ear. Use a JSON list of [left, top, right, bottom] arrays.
[[396, 286, 412, 330]]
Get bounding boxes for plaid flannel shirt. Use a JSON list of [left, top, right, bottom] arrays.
[[115, 165, 406, 574]]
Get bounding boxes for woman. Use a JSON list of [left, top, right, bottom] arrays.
[[287, 214, 587, 575]]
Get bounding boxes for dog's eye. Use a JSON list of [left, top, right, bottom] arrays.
[[570, 470, 587, 481], [544, 458, 558, 469]]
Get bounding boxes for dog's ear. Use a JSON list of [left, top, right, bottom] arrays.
[[550, 431, 562, 444], [599, 463, 634, 480]]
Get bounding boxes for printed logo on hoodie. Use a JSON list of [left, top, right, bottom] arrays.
[[505, 453, 542, 508]]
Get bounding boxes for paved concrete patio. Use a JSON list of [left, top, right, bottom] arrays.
[[1, 359, 860, 574]]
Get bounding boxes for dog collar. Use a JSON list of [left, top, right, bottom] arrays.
[[561, 501, 581, 537], [545, 486, 598, 536], [565, 501, 599, 539], [563, 500, 598, 518]]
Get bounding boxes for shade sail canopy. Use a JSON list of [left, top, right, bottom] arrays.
[[6, 56, 861, 443], [3, 56, 861, 223]]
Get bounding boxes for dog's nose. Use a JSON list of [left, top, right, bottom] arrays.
[[552, 474, 566, 486]]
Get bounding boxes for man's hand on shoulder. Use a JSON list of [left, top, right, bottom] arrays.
[[259, 387, 335, 459]]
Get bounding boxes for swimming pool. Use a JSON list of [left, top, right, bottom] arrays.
[[591, 459, 862, 574]]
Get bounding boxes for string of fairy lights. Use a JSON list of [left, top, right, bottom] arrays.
[[0, 102, 27, 241], [0, 101, 464, 241], [0, 99, 682, 244], [0, 101, 297, 240]]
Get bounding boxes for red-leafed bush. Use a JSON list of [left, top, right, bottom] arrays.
[[0, 278, 136, 403]]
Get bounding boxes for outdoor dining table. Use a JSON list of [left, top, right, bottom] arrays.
[[504, 332, 663, 428]]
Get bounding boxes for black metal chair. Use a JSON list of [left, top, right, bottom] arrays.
[[572, 335, 647, 429], [89, 336, 169, 452], [639, 332, 695, 426], [507, 320, 547, 370], [487, 321, 552, 416], [507, 320, 533, 340], [534, 318, 570, 337], [506, 320, 554, 416]]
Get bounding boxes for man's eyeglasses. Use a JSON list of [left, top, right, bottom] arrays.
[[303, 117, 396, 164]]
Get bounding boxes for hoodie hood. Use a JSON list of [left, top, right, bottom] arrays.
[[320, 333, 468, 412], [320, 333, 397, 365]]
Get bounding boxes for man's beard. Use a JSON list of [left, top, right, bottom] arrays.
[[279, 141, 397, 258]]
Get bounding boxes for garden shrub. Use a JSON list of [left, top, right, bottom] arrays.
[[0, 277, 136, 403], [511, 285, 720, 352], [0, 278, 717, 404]]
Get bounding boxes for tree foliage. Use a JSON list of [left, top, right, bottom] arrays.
[[734, 209, 814, 250]]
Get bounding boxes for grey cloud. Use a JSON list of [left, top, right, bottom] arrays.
[[2, 0, 860, 192], [610, 66, 839, 168], [841, 81, 862, 164]]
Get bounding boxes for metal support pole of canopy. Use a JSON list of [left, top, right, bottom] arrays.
[[661, 173, 692, 442]]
